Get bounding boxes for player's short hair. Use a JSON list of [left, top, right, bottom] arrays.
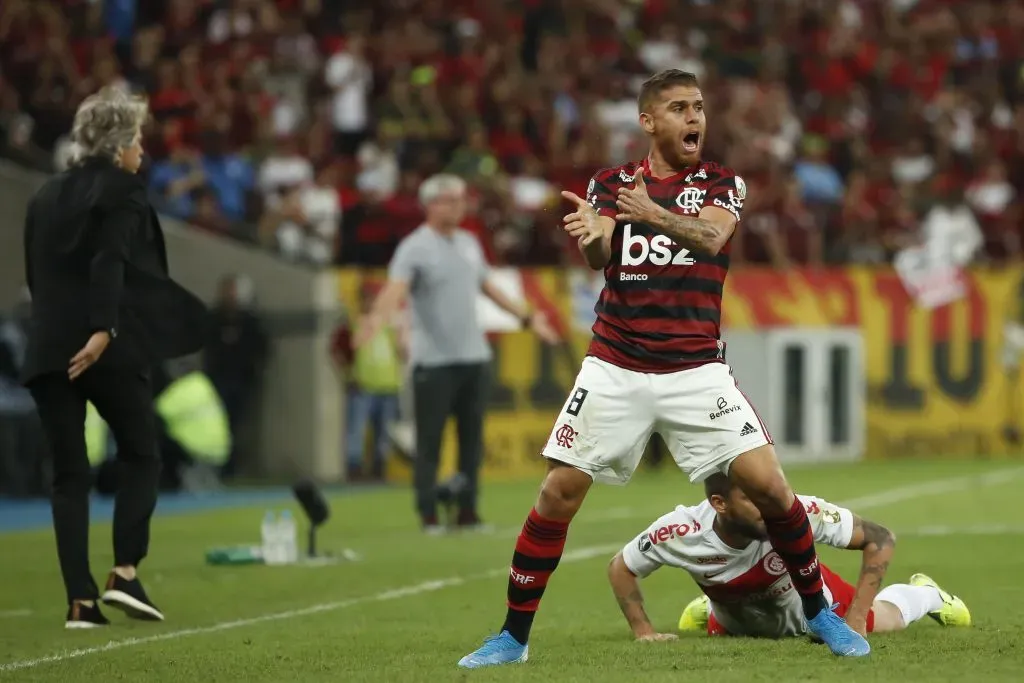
[[69, 86, 148, 166], [418, 173, 467, 207], [638, 69, 700, 113], [704, 473, 735, 501]]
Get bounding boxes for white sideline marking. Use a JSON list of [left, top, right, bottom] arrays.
[[901, 524, 1024, 537], [0, 543, 620, 674], [837, 467, 1024, 510], [2, 466, 1021, 672], [0, 609, 32, 618]]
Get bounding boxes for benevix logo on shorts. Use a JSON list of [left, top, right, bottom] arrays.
[[709, 396, 741, 420], [619, 224, 694, 281]]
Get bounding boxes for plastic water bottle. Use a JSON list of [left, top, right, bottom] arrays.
[[279, 510, 298, 564], [261, 511, 280, 565]]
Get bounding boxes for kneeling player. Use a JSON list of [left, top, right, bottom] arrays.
[[608, 474, 970, 642]]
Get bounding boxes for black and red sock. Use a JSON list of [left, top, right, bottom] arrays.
[[763, 498, 829, 618], [501, 507, 569, 644]]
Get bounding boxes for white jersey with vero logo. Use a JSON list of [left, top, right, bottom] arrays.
[[620, 495, 854, 638]]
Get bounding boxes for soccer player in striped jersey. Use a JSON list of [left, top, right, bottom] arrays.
[[459, 69, 870, 668]]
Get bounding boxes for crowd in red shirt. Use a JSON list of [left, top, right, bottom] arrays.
[[0, 0, 1021, 267]]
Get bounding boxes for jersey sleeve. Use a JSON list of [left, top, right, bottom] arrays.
[[704, 169, 747, 222], [798, 495, 855, 549], [585, 169, 618, 219], [620, 507, 697, 579]]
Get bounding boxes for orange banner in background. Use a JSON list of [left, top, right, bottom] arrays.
[[336, 267, 1024, 481]]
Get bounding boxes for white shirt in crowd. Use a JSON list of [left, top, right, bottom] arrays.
[[891, 154, 935, 185], [621, 495, 854, 638], [967, 179, 1015, 216], [920, 203, 983, 266], [277, 185, 340, 266], [325, 49, 372, 133], [595, 98, 643, 164], [207, 9, 255, 45], [356, 141, 399, 200], [509, 174, 554, 211], [258, 154, 314, 201]]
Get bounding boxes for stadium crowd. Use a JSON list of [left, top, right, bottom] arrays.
[[0, 0, 1021, 268]]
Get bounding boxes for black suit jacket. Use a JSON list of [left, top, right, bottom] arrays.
[[21, 157, 208, 384]]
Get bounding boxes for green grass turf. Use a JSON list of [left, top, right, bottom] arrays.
[[1, 459, 1023, 682]]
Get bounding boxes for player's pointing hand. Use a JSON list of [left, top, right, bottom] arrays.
[[616, 168, 662, 226], [561, 190, 604, 246]]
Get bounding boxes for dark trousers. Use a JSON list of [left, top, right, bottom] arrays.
[[211, 376, 251, 478], [412, 362, 489, 521], [28, 367, 160, 603]]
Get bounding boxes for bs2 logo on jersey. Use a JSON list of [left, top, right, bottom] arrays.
[[620, 225, 695, 280]]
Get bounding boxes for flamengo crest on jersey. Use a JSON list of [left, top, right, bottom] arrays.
[[584, 160, 745, 373]]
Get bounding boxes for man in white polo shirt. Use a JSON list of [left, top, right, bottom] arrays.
[[355, 174, 558, 532]]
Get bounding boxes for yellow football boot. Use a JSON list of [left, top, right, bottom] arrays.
[[910, 573, 971, 627], [678, 594, 711, 633]]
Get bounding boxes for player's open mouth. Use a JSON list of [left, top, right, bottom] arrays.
[[682, 132, 700, 153]]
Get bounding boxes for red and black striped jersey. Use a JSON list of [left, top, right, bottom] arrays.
[[584, 158, 746, 373]]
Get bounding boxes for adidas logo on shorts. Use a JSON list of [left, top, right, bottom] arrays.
[[739, 422, 757, 437]]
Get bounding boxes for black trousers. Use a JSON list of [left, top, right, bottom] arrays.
[[412, 362, 489, 521], [28, 366, 160, 603]]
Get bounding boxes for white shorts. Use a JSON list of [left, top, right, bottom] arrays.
[[541, 357, 772, 485]]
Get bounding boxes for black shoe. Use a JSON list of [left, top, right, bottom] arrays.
[[101, 572, 164, 621], [65, 601, 110, 629]]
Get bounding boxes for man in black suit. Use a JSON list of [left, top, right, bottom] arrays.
[[21, 87, 208, 629]]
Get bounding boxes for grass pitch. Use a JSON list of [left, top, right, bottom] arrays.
[[1, 459, 1022, 682]]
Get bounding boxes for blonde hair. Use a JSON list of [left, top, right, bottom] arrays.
[[68, 86, 149, 166]]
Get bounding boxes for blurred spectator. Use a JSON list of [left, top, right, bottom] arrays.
[[357, 130, 401, 202], [203, 275, 269, 478], [199, 130, 257, 223], [966, 160, 1019, 259], [793, 136, 845, 206], [330, 285, 403, 483], [150, 144, 206, 220], [0, 291, 45, 498], [193, 188, 234, 234], [891, 137, 936, 186], [258, 135, 313, 205], [446, 125, 500, 184], [0, 0, 1022, 267], [325, 34, 372, 155], [508, 156, 555, 212], [264, 162, 342, 265], [921, 178, 984, 267]]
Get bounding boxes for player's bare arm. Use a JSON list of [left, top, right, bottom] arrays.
[[607, 553, 677, 642], [614, 169, 735, 256], [843, 515, 897, 635], [561, 190, 616, 270]]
